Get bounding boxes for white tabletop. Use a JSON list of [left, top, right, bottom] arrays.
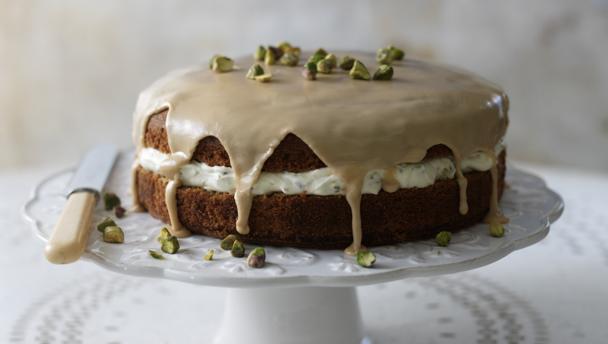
[[2, 163, 607, 344]]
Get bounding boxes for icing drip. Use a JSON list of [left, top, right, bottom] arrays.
[[131, 52, 509, 254], [235, 189, 253, 235], [230, 136, 284, 235], [129, 161, 144, 212], [452, 150, 469, 215], [138, 123, 192, 237], [165, 175, 191, 237], [381, 168, 400, 193], [344, 175, 365, 255], [484, 150, 509, 225]]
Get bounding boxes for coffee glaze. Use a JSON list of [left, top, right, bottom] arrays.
[[131, 52, 509, 253]]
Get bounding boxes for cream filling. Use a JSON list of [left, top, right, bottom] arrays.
[[138, 144, 504, 196]]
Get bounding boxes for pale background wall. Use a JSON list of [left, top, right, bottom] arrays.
[[1, 0, 607, 171]]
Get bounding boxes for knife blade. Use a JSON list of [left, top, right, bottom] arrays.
[[45, 144, 119, 264]]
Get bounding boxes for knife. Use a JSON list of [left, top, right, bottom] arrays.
[[45, 144, 119, 264]]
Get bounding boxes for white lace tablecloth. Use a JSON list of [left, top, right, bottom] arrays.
[[1, 163, 607, 344]]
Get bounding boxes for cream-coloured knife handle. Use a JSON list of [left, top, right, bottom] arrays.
[[45, 191, 97, 264]]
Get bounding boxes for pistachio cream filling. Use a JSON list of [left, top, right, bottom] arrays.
[[138, 144, 504, 196]]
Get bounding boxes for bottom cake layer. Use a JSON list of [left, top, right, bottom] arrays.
[[135, 153, 505, 249]]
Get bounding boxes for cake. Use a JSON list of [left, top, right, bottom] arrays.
[[131, 48, 509, 254]]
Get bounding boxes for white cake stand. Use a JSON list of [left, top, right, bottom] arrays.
[[24, 154, 563, 344]]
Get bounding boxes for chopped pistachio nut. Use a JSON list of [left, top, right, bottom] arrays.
[[246, 64, 265, 80], [316, 58, 333, 74], [376, 48, 393, 65], [161, 236, 180, 254], [307, 48, 328, 65], [307, 54, 324, 65], [203, 249, 215, 261], [264, 48, 277, 65], [324, 53, 337, 68], [157, 227, 171, 243], [231, 239, 245, 258], [278, 41, 292, 53], [220, 234, 238, 250], [211, 56, 234, 73], [268, 46, 283, 59], [247, 247, 266, 268], [103, 192, 121, 211], [373, 64, 394, 81], [435, 231, 452, 247], [302, 62, 317, 80], [268, 45, 283, 61], [314, 48, 328, 57], [149, 250, 164, 260], [97, 217, 116, 232], [280, 52, 299, 67], [388, 45, 405, 60], [103, 226, 124, 244], [356, 250, 376, 268], [208, 54, 220, 69], [349, 60, 371, 80], [254, 73, 272, 83], [114, 206, 126, 219], [289, 46, 302, 58], [254, 45, 266, 61], [339, 56, 355, 71], [489, 223, 505, 237]]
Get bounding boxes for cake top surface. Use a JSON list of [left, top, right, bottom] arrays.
[[134, 51, 508, 172], [132, 50, 509, 249]]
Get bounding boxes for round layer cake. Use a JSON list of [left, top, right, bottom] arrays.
[[131, 51, 509, 251]]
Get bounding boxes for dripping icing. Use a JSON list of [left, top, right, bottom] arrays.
[[129, 161, 144, 212], [483, 149, 509, 226], [164, 176, 190, 237], [452, 150, 469, 215], [381, 167, 400, 193], [230, 134, 286, 235], [344, 174, 365, 255]]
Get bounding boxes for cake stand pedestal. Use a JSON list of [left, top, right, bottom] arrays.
[[24, 154, 563, 344], [216, 287, 364, 344]]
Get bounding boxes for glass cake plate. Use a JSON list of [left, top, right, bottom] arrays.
[[24, 152, 563, 344]]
